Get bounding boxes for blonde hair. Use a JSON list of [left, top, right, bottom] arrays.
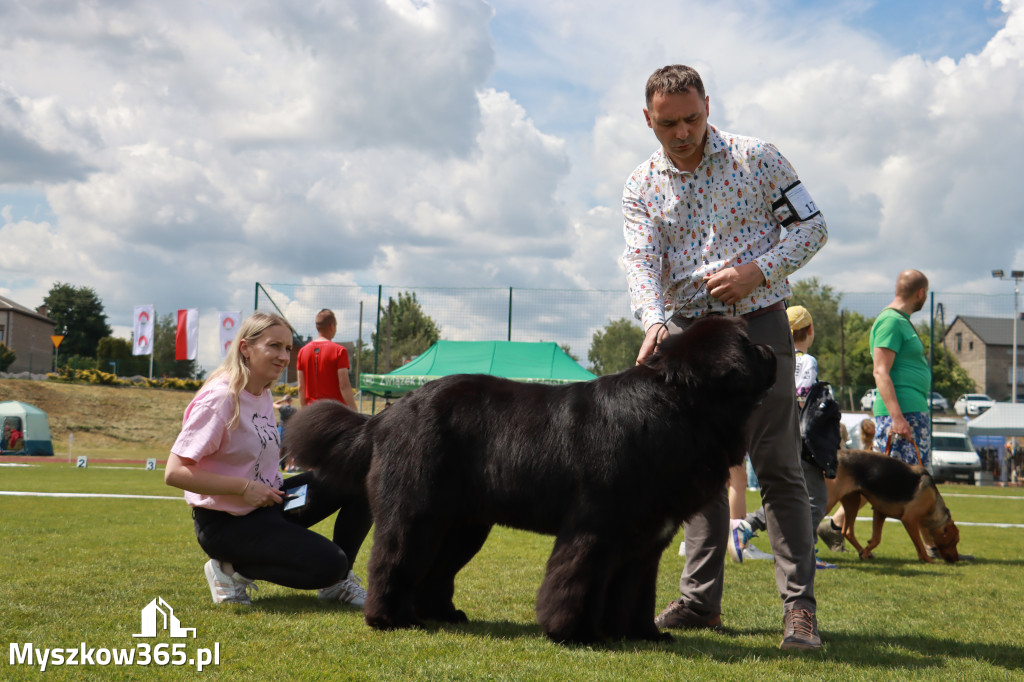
[[859, 419, 876, 451], [202, 312, 291, 429]]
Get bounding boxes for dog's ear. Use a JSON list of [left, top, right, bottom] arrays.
[[933, 521, 960, 563]]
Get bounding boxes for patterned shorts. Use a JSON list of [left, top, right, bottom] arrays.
[[873, 412, 931, 467]]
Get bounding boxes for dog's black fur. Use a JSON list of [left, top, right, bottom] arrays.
[[287, 316, 776, 644]]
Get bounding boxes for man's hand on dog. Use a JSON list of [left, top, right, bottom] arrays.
[[637, 324, 669, 365]]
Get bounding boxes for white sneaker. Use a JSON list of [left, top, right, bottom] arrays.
[[741, 544, 775, 561], [678, 541, 687, 557], [318, 570, 367, 607], [728, 520, 754, 564], [204, 559, 257, 605]]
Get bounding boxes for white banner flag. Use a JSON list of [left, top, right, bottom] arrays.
[[132, 305, 155, 356], [218, 311, 242, 358]]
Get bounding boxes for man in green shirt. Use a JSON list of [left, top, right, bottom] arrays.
[[869, 269, 931, 465]]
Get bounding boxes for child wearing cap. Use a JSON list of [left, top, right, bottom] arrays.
[[788, 305, 817, 404]]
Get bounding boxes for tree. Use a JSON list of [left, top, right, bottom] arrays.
[[97, 337, 149, 376], [43, 282, 113, 359], [588, 318, 644, 375], [560, 344, 580, 364], [790, 278, 843, 382], [928, 340, 977, 400], [0, 343, 15, 371], [836, 310, 875, 410], [370, 292, 441, 372], [789, 278, 881, 409], [153, 313, 204, 379], [917, 324, 977, 401]]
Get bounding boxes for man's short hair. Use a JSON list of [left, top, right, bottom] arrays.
[[315, 309, 337, 331], [895, 270, 928, 299], [645, 65, 706, 108]]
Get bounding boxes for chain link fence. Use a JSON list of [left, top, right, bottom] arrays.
[[255, 282, 1021, 395]]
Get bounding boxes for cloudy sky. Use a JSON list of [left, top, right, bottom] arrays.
[[1, 0, 1021, 369]]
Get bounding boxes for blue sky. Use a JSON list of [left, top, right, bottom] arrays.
[[0, 0, 1021, 369]]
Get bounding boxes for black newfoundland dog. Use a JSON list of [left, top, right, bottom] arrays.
[[287, 316, 775, 643]]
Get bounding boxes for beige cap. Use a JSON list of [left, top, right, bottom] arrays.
[[787, 305, 812, 331]]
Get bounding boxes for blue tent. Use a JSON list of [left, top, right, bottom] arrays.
[[0, 401, 54, 456]]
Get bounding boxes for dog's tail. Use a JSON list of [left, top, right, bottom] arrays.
[[283, 400, 373, 493]]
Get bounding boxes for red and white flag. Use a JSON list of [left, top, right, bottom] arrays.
[[218, 311, 241, 358], [132, 305, 155, 356], [175, 309, 199, 361]]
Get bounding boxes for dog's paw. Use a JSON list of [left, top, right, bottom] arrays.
[[365, 611, 424, 631], [423, 608, 468, 624]]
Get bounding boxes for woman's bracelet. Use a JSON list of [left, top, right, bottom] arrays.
[[241, 479, 251, 496]]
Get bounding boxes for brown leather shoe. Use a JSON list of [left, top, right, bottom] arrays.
[[780, 608, 821, 651], [654, 599, 723, 632]]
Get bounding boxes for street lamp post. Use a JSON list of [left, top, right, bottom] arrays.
[[992, 269, 1023, 404], [992, 269, 1023, 484]]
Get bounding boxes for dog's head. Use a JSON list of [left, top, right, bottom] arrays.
[[928, 519, 960, 563], [645, 316, 776, 409], [922, 489, 960, 563]]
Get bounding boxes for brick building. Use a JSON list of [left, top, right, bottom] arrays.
[[0, 295, 58, 374], [942, 315, 1024, 401]]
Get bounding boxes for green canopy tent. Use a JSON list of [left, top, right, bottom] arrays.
[[360, 340, 596, 399]]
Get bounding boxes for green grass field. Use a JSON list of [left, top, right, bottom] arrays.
[[2, 460, 1022, 681]]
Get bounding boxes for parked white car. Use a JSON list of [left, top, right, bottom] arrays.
[[954, 393, 995, 417], [929, 392, 950, 411], [860, 389, 877, 412], [931, 432, 982, 483]]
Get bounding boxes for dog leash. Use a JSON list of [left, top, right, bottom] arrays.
[[885, 432, 923, 467]]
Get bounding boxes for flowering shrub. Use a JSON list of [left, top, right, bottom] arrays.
[[48, 367, 202, 391]]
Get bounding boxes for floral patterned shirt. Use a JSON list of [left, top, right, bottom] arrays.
[[622, 125, 828, 330]]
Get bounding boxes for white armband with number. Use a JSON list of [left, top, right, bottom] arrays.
[[771, 181, 821, 227]]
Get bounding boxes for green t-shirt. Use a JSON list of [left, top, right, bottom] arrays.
[[870, 308, 930, 416]]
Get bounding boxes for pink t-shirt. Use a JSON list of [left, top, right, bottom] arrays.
[[171, 378, 284, 515]]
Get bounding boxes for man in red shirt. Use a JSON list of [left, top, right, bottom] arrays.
[[296, 309, 357, 409]]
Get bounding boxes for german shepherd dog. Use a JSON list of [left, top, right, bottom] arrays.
[[286, 316, 776, 643], [826, 449, 960, 563]]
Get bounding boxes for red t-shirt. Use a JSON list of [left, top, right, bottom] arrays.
[[297, 339, 351, 405]]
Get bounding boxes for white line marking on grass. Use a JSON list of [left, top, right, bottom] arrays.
[[855, 516, 1024, 529], [943, 493, 1024, 500], [0, 491, 182, 500], [86, 466, 159, 470]]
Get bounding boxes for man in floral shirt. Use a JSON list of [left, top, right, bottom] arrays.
[[623, 64, 827, 651]]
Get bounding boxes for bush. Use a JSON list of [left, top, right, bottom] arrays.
[[59, 355, 100, 372], [0, 343, 16, 371], [47, 367, 202, 391]]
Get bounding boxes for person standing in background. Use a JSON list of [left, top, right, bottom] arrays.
[[297, 309, 357, 409]]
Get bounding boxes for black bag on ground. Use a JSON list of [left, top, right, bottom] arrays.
[[800, 381, 841, 479]]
